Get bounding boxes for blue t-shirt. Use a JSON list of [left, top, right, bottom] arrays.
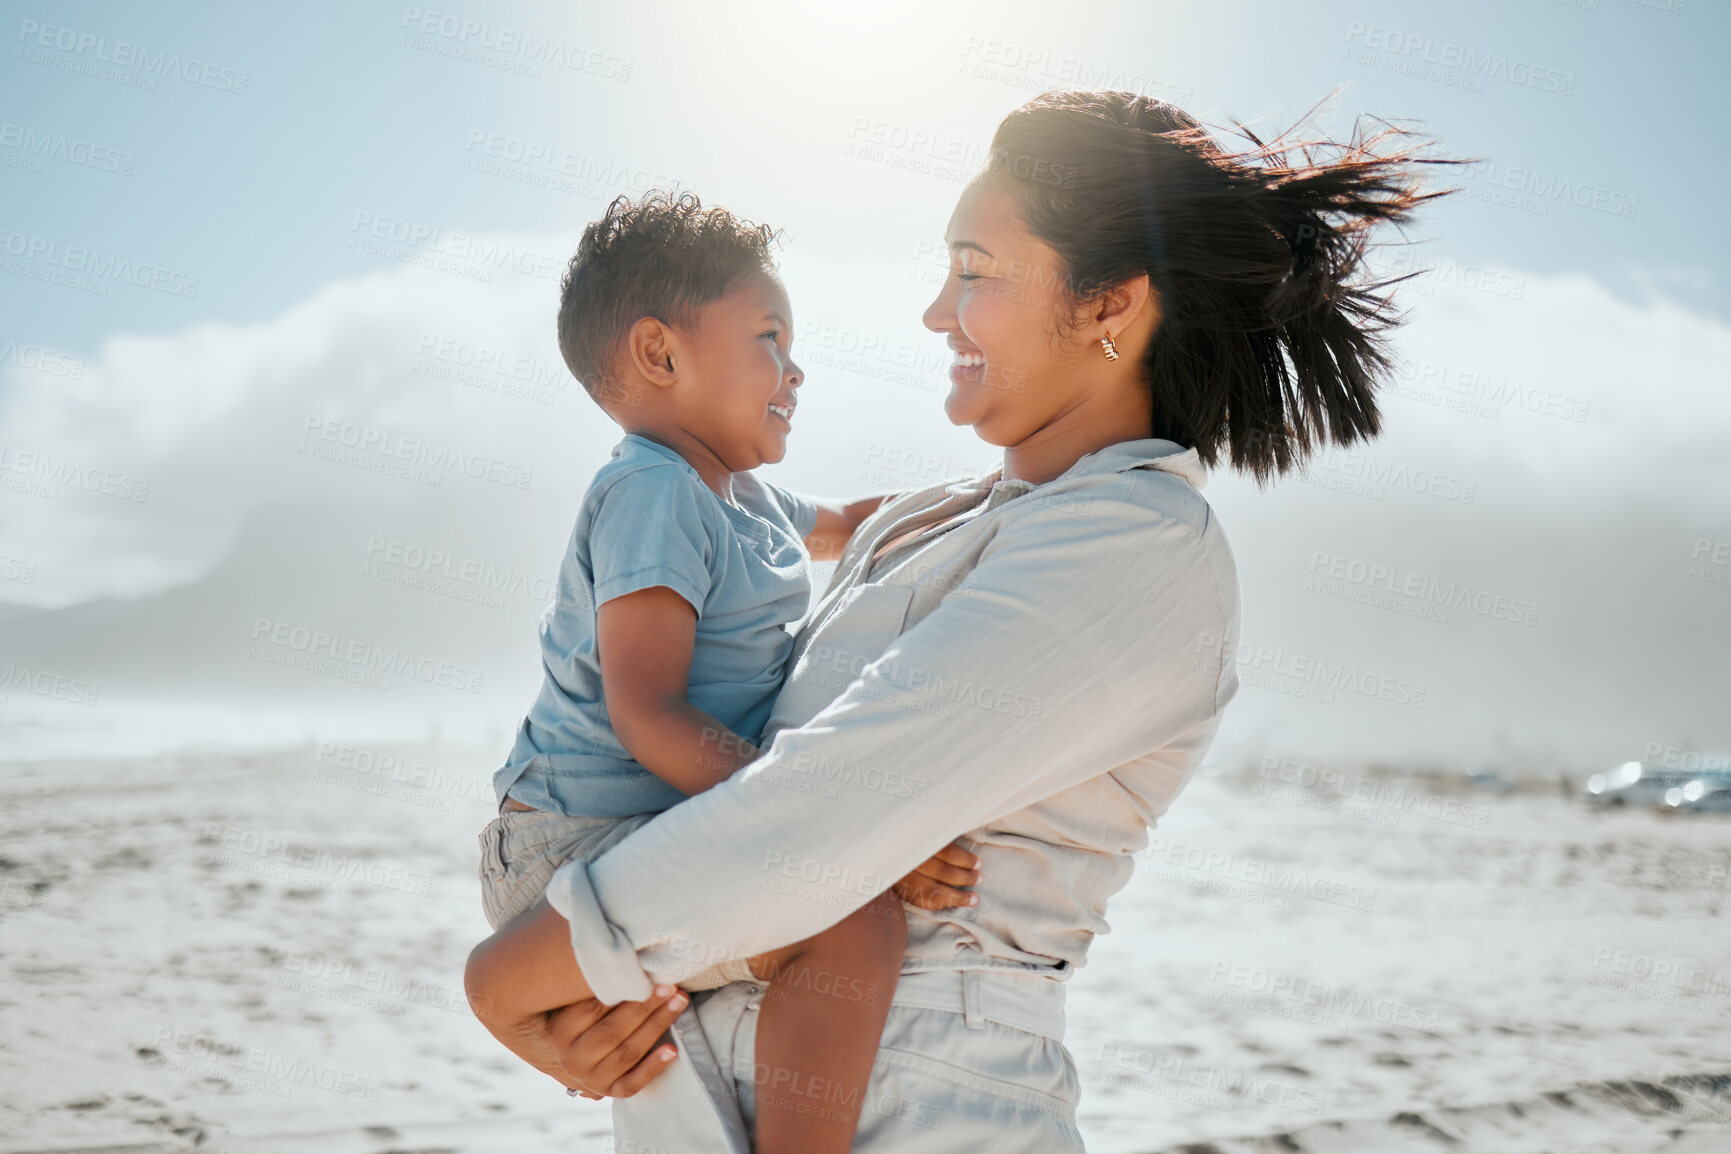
[[495, 433, 819, 818]]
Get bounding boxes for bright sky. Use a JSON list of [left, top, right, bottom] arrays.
[[3, 0, 1724, 356]]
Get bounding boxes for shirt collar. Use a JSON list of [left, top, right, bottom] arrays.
[[948, 438, 1206, 503], [619, 432, 684, 464]]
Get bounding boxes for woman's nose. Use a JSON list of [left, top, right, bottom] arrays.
[[922, 284, 955, 334]]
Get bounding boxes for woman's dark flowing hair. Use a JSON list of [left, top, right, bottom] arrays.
[[984, 91, 1458, 482]]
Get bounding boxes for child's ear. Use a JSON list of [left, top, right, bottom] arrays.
[[627, 316, 678, 387]]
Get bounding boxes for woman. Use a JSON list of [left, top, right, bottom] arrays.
[[466, 90, 1449, 1151]]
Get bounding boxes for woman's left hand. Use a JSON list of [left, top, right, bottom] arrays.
[[546, 987, 689, 1098]]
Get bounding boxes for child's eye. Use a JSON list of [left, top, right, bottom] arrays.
[[955, 272, 982, 282], [761, 329, 781, 340]]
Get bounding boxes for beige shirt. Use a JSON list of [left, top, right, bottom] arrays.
[[548, 437, 1242, 1003]]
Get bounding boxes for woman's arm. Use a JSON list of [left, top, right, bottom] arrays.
[[477, 481, 1235, 1009]]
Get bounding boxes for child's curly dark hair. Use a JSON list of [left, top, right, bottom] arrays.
[[557, 190, 780, 399]]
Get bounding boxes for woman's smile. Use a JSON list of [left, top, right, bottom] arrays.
[[949, 345, 986, 384]]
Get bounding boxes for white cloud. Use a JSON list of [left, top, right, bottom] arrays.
[[1, 240, 602, 602]]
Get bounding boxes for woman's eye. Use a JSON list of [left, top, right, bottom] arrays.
[[761, 330, 781, 340], [955, 272, 982, 283]]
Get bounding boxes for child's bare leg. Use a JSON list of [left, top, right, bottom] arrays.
[[747, 890, 906, 1154]]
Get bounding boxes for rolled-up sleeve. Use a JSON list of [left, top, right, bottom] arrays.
[[546, 489, 1236, 1003]]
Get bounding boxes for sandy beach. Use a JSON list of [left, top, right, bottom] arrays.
[[3, 742, 1727, 1154]]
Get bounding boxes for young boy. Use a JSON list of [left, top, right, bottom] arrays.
[[473, 191, 966, 1153]]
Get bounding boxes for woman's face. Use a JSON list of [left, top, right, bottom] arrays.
[[922, 177, 1096, 447]]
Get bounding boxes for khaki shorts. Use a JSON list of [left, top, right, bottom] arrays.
[[476, 807, 756, 990]]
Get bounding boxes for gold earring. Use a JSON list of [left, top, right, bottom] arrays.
[[1100, 332, 1119, 361]]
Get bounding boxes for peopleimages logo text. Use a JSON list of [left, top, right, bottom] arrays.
[[0, 227, 199, 298], [299, 415, 533, 489], [1343, 22, 1575, 95], [1307, 551, 1539, 627], [1193, 630, 1427, 709], [248, 617, 483, 694], [0, 443, 149, 502], [16, 19, 250, 93]]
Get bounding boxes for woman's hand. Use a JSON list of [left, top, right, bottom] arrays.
[[892, 841, 981, 909], [466, 898, 603, 1083], [465, 896, 690, 1099], [545, 987, 689, 1098]]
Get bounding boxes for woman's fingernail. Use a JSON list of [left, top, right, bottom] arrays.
[[967, 893, 980, 905], [659, 1048, 676, 1062], [668, 993, 689, 1012], [653, 985, 674, 999]]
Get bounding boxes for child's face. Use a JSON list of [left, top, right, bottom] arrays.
[[673, 274, 803, 470]]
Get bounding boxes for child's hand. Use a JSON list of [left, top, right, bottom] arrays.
[[893, 841, 981, 910]]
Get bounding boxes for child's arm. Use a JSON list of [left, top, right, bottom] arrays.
[[600, 488, 900, 783], [597, 584, 759, 794], [804, 493, 895, 561]]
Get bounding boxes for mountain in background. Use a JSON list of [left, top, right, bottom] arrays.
[[0, 500, 552, 745]]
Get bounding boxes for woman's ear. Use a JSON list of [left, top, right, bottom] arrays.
[[626, 316, 678, 387], [1093, 273, 1157, 341]]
